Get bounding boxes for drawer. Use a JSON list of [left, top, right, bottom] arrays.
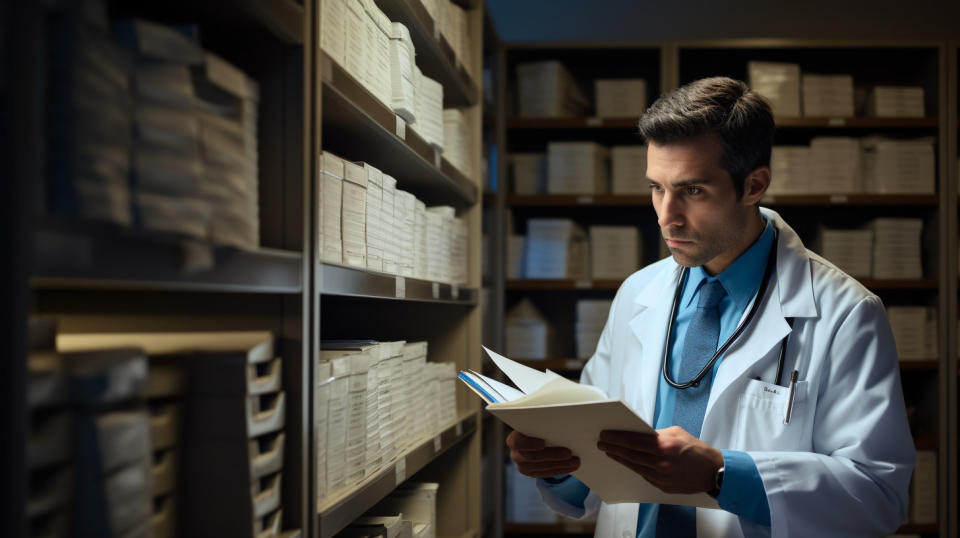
[[251, 472, 282, 520], [254, 508, 282, 538], [151, 494, 177, 538], [190, 354, 282, 396]]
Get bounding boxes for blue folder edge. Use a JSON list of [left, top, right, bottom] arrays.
[[457, 372, 500, 404]]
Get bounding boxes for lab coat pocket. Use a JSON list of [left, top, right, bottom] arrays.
[[731, 378, 809, 451]]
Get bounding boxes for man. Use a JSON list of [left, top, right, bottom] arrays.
[[506, 77, 915, 537]]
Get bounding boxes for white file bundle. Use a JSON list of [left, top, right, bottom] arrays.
[[767, 146, 812, 195], [866, 86, 925, 118], [319, 152, 345, 263], [389, 22, 417, 123], [576, 300, 613, 360], [589, 226, 641, 280], [516, 61, 589, 118], [364, 164, 385, 271], [594, 79, 647, 118], [413, 67, 445, 150], [361, 0, 394, 108], [611, 145, 648, 194], [426, 206, 455, 283], [443, 108, 473, 176], [810, 137, 860, 193], [547, 142, 609, 194], [381, 175, 399, 275], [860, 137, 935, 194], [344, 0, 368, 84], [524, 219, 589, 280], [505, 299, 554, 360], [887, 307, 937, 361], [802, 74, 855, 117], [507, 235, 526, 279], [817, 227, 874, 278], [342, 160, 368, 267], [748, 61, 801, 116], [871, 218, 923, 280]]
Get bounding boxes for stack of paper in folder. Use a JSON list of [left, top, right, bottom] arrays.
[[505, 460, 560, 523], [361, 0, 394, 108], [389, 22, 417, 123], [47, 17, 133, 227], [576, 300, 613, 360], [396, 191, 417, 277], [866, 86, 925, 118], [511, 153, 546, 194], [817, 227, 874, 278], [810, 137, 860, 193], [318, 152, 345, 263], [426, 206, 456, 283], [344, 0, 369, 84], [364, 163, 386, 271], [910, 451, 937, 524], [452, 217, 470, 286], [507, 235, 526, 279], [414, 200, 428, 280], [413, 66, 445, 151], [516, 61, 589, 118], [589, 226, 641, 280], [505, 298, 554, 360], [443, 108, 473, 176], [381, 175, 399, 275], [872, 218, 923, 280], [320, 0, 346, 67], [767, 146, 812, 195], [611, 146, 648, 194], [524, 219, 589, 279], [860, 137, 935, 194], [117, 19, 210, 240], [192, 52, 261, 249], [370, 482, 440, 538], [547, 142, 609, 194], [747, 61, 802, 117], [342, 160, 368, 267], [886, 307, 938, 361], [802, 74, 855, 117], [594, 79, 647, 118]]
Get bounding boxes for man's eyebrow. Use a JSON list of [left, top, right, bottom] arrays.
[[646, 178, 713, 187]]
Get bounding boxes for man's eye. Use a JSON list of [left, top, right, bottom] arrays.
[[649, 184, 663, 193], [686, 186, 703, 196]]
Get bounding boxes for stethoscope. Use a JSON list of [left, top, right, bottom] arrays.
[[662, 227, 794, 390]]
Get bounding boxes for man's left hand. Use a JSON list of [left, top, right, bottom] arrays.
[[597, 426, 724, 495]]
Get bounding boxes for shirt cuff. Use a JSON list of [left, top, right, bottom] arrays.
[[717, 449, 771, 526], [536, 475, 590, 515]]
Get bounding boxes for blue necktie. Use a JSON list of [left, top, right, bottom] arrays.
[[656, 279, 726, 538]]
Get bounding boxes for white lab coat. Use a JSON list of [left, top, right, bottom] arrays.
[[538, 208, 915, 538]]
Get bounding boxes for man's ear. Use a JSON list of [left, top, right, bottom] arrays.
[[742, 166, 771, 206]]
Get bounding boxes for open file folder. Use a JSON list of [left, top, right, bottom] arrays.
[[459, 346, 720, 509]]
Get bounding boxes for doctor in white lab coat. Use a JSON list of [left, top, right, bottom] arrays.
[[507, 77, 915, 538]]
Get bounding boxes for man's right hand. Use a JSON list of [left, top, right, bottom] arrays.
[[506, 430, 581, 478]]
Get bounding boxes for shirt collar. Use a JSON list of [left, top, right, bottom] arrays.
[[685, 217, 775, 313]]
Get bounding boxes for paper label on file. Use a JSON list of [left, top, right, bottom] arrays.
[[395, 115, 406, 140], [395, 276, 406, 298], [829, 195, 848, 204], [395, 458, 406, 486], [433, 149, 442, 168], [576, 195, 594, 205], [455, 422, 463, 436], [433, 435, 442, 453], [432, 282, 440, 299], [451, 285, 459, 300], [575, 280, 591, 289], [827, 118, 846, 126], [181, 240, 214, 273], [586, 117, 603, 126]]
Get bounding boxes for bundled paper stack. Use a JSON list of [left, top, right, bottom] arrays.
[[505, 461, 558, 523], [320, 0, 346, 68], [426, 206, 455, 283], [318, 152, 345, 263], [342, 160, 369, 267], [515, 61, 589, 118], [316, 353, 354, 497], [47, 17, 133, 227], [428, 362, 458, 428], [413, 199, 428, 280], [886, 307, 937, 361], [381, 175, 399, 275], [443, 108, 473, 176], [369, 482, 440, 538], [589, 226, 641, 280], [594, 79, 647, 118], [611, 146, 648, 194], [364, 163, 386, 271], [767, 146, 812, 195], [343, 0, 369, 84], [395, 191, 417, 277], [505, 299, 554, 360], [413, 66, 445, 151], [576, 300, 613, 360], [436, 1, 471, 74], [910, 451, 937, 524], [810, 137, 860, 193], [399, 342, 428, 448], [860, 137, 935, 194], [817, 227, 874, 278], [507, 235, 525, 279], [388, 22, 417, 123], [524, 219, 588, 279], [377, 342, 406, 467], [361, 0, 394, 108], [748, 61, 802, 117], [547, 142, 609, 194], [511, 153, 546, 194], [452, 217, 470, 286], [802, 74, 855, 117], [866, 86, 925, 118], [872, 218, 923, 280]]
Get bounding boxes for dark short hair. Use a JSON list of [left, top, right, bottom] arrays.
[[637, 77, 774, 199]]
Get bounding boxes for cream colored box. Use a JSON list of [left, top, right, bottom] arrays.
[[363, 163, 384, 271], [381, 174, 398, 275], [319, 152, 344, 264], [594, 79, 647, 118], [341, 160, 367, 267]]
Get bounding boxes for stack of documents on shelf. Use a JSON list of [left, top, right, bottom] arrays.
[[505, 299, 554, 360], [910, 451, 937, 524], [413, 67, 445, 151], [866, 86, 925, 118], [507, 235, 526, 279], [887, 307, 937, 361], [511, 153, 546, 194], [389, 22, 417, 123], [414, 200, 428, 279], [860, 137, 935, 194], [344, 0, 369, 84], [370, 482, 439, 538], [342, 160, 368, 267], [516, 61, 589, 118], [318, 152, 345, 263], [802, 74, 855, 117], [589, 226, 641, 280], [395, 343, 424, 450], [443, 108, 473, 176], [364, 163, 386, 271], [362, 0, 394, 108], [396, 191, 417, 277], [748, 61, 801, 117], [576, 300, 613, 360], [318, 348, 370, 498], [816, 227, 874, 278], [452, 217, 470, 286], [872, 218, 923, 280], [767, 146, 812, 195], [428, 361, 458, 428], [524, 219, 589, 279], [547, 142, 609, 194], [378, 342, 406, 468], [381, 175, 399, 275], [364, 345, 385, 474], [506, 460, 560, 523], [594, 79, 647, 118], [810, 137, 860, 193], [611, 146, 648, 195], [403, 342, 430, 443], [47, 17, 133, 227], [320, 0, 346, 67], [426, 206, 455, 283], [436, 0, 471, 71]]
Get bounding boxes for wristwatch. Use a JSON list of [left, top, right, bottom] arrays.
[[708, 466, 725, 498]]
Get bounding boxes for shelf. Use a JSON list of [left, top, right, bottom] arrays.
[[504, 523, 596, 535], [858, 279, 939, 290], [763, 194, 938, 206], [318, 263, 477, 304], [512, 358, 586, 371], [374, 0, 478, 107], [320, 54, 477, 207], [507, 117, 638, 129], [507, 194, 652, 207], [31, 220, 302, 293], [773, 117, 938, 128], [899, 360, 940, 371], [506, 279, 622, 291], [238, 0, 304, 45], [316, 411, 479, 538]]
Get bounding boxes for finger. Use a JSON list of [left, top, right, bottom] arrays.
[[597, 441, 660, 472], [512, 446, 574, 463], [516, 457, 581, 478], [506, 431, 546, 451], [598, 430, 660, 453]]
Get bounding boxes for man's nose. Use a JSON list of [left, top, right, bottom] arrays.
[[657, 191, 684, 230]]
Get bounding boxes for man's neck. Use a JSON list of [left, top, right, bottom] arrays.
[[703, 210, 766, 276]]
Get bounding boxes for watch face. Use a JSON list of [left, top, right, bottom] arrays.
[[716, 467, 725, 489]]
